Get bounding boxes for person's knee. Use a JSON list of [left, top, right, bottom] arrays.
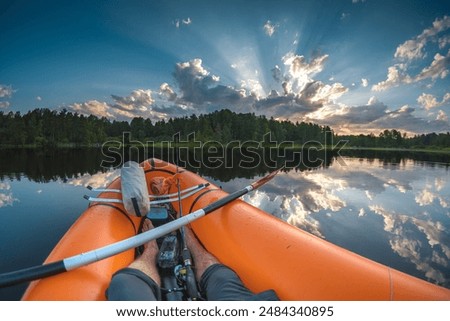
[[107, 268, 161, 301]]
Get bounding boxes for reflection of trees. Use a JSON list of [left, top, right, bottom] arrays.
[[0, 147, 336, 183], [340, 149, 450, 167], [1, 148, 447, 186], [0, 149, 109, 183], [104, 147, 336, 182]]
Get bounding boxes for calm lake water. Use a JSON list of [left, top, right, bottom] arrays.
[[0, 148, 449, 300]]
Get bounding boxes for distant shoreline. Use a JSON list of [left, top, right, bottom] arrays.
[[1, 143, 449, 155]]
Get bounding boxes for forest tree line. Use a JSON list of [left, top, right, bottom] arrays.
[[0, 108, 449, 149]]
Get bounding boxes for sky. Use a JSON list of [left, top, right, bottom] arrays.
[[0, 0, 449, 135]]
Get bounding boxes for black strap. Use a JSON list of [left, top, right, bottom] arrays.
[[131, 197, 141, 217], [188, 189, 220, 213]]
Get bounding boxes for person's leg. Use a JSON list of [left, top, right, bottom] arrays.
[[127, 220, 160, 286], [184, 227, 219, 280], [106, 220, 161, 301], [106, 268, 161, 300], [185, 227, 279, 301]]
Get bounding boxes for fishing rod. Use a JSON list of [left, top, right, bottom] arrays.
[[0, 166, 283, 288], [174, 141, 200, 300]]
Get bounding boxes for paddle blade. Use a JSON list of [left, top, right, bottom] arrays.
[[251, 166, 284, 190]]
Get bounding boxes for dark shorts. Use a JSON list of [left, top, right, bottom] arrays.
[[106, 264, 279, 301]]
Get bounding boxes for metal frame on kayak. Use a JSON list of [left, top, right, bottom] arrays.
[[83, 183, 209, 205]]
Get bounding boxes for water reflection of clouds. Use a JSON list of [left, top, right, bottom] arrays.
[[243, 171, 347, 238], [370, 205, 449, 286], [239, 157, 450, 286], [415, 186, 449, 209], [243, 190, 325, 238], [66, 169, 120, 188], [0, 181, 17, 208]]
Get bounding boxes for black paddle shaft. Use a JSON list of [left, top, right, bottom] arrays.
[[0, 261, 66, 288], [203, 189, 249, 215]]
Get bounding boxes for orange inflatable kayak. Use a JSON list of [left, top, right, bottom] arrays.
[[22, 158, 450, 300]]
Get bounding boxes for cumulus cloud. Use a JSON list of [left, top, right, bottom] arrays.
[[309, 97, 388, 125], [64, 50, 445, 134], [62, 53, 342, 124], [369, 104, 449, 133], [0, 84, 14, 109], [244, 52, 347, 118], [69, 59, 244, 120], [263, 20, 277, 37], [436, 110, 448, 122], [417, 92, 450, 110], [253, 81, 347, 119], [309, 97, 450, 134], [418, 93, 438, 110], [283, 53, 329, 82], [112, 89, 154, 113], [159, 83, 177, 101], [0, 84, 13, 98], [372, 64, 410, 91], [374, 16, 450, 91], [439, 34, 450, 49], [71, 100, 115, 118], [395, 16, 450, 61], [395, 39, 427, 61], [70, 89, 171, 121], [240, 79, 264, 98], [174, 58, 242, 105], [0, 101, 10, 109], [413, 50, 450, 82]]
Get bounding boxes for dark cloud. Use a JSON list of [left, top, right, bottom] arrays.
[[311, 98, 450, 134], [159, 83, 177, 101], [314, 98, 389, 125], [271, 65, 282, 82], [370, 105, 450, 133], [173, 59, 242, 105]]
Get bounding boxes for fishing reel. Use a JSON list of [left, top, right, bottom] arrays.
[[156, 231, 201, 301], [175, 248, 201, 300]]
